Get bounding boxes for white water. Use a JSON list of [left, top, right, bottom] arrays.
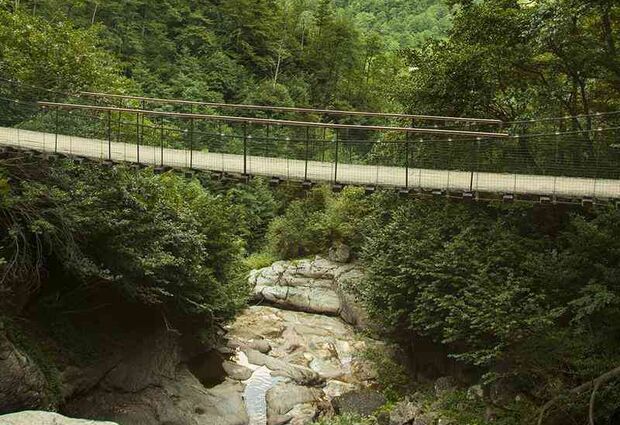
[[235, 350, 284, 425]]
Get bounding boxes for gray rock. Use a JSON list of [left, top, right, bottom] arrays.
[[222, 360, 253, 381], [332, 389, 386, 417], [328, 243, 351, 263], [64, 332, 249, 425], [287, 403, 319, 425], [254, 285, 341, 315], [0, 411, 118, 425], [413, 415, 434, 425], [268, 414, 292, 425], [267, 383, 322, 417], [437, 418, 456, 425], [244, 349, 321, 385], [389, 400, 421, 425], [249, 257, 369, 327], [335, 270, 369, 329], [67, 370, 248, 425], [102, 331, 180, 392], [434, 376, 458, 397], [0, 329, 47, 412], [248, 339, 272, 354], [466, 384, 484, 401]]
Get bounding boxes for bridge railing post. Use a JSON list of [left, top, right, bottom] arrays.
[[405, 132, 410, 189], [135, 112, 140, 164], [304, 126, 310, 182], [107, 110, 111, 160], [54, 106, 59, 153], [333, 130, 339, 185], [243, 122, 248, 176], [116, 108, 121, 147], [470, 137, 481, 192], [160, 118, 164, 167], [189, 117, 194, 169]]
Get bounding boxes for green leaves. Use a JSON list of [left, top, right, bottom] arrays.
[[0, 159, 250, 336], [399, 0, 620, 120]]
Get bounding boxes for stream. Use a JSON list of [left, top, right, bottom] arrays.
[[220, 257, 381, 424]]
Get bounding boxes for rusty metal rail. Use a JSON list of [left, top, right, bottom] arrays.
[[38, 101, 510, 139], [78, 91, 505, 125]]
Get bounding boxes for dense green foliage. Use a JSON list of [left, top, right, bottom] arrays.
[[263, 189, 620, 423], [338, 0, 452, 48], [359, 201, 620, 423], [400, 0, 620, 121], [266, 185, 373, 259], [0, 5, 123, 95], [1, 0, 448, 113], [0, 0, 619, 423], [0, 159, 254, 336]]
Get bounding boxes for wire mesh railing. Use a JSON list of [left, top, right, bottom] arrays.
[[0, 84, 618, 200]]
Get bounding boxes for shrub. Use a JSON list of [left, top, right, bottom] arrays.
[[0, 159, 249, 337], [266, 185, 377, 259], [359, 200, 620, 423]]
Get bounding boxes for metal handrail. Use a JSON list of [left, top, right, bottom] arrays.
[[38, 101, 511, 138], [78, 91, 505, 125]]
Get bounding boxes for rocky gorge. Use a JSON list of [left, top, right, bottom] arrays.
[[0, 255, 391, 425]]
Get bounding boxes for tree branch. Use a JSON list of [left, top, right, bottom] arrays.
[[537, 365, 620, 425]]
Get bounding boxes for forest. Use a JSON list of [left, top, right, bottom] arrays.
[[0, 0, 619, 425]]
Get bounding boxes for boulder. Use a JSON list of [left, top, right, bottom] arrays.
[[244, 349, 321, 385], [0, 411, 118, 425], [434, 376, 458, 397], [254, 285, 341, 315], [249, 257, 369, 328], [328, 243, 351, 263], [332, 389, 386, 417], [64, 331, 249, 425], [268, 414, 293, 425], [101, 331, 180, 393], [413, 416, 434, 425], [248, 339, 272, 354], [466, 384, 484, 401], [0, 329, 47, 413], [266, 383, 322, 417], [389, 400, 421, 425], [334, 268, 368, 329], [287, 403, 319, 425], [222, 360, 253, 381], [66, 369, 248, 425]]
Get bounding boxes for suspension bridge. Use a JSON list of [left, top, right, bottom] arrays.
[[1, 83, 619, 203]]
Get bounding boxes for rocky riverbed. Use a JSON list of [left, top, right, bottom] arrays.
[[0, 256, 384, 425], [219, 255, 383, 424]]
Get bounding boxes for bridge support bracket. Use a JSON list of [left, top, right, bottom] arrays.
[[463, 191, 475, 201], [581, 197, 594, 207], [539, 195, 553, 205], [332, 183, 344, 193]]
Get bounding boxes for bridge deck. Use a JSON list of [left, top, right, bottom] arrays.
[[1, 127, 618, 199]]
